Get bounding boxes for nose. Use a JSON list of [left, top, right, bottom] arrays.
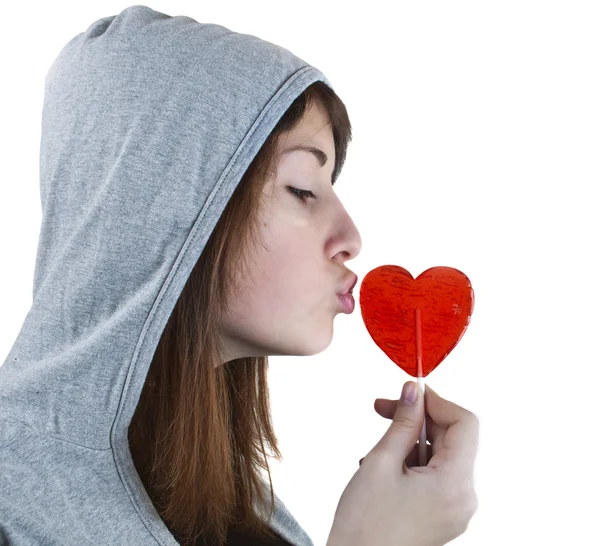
[[332, 206, 362, 263]]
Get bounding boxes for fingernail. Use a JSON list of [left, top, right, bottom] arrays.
[[400, 381, 418, 405]]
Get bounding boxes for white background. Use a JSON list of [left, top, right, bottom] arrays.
[[1, 1, 599, 544]]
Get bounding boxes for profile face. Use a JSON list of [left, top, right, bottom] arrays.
[[218, 98, 362, 363]]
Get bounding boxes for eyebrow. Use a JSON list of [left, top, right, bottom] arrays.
[[282, 145, 328, 168]]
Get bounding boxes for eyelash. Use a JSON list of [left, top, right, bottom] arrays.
[[287, 186, 316, 203]]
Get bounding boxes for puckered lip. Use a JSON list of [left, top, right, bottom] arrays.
[[337, 273, 358, 296]]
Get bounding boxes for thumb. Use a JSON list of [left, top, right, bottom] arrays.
[[371, 381, 424, 462]]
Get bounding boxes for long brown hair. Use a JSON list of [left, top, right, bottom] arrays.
[[127, 80, 352, 546]]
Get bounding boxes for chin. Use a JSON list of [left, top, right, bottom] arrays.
[[282, 337, 331, 357], [271, 317, 333, 357], [307, 331, 334, 356]]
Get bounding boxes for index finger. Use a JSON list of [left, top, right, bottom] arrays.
[[424, 385, 480, 470]]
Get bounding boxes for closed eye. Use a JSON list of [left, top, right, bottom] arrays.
[[287, 186, 316, 203]]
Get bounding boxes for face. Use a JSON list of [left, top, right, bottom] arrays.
[[218, 99, 362, 364]]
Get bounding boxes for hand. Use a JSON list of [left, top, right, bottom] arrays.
[[327, 382, 479, 546], [359, 398, 434, 468]]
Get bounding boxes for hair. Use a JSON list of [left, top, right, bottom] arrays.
[[127, 80, 352, 546]]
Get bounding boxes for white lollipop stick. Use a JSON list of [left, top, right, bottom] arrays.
[[415, 308, 428, 466]]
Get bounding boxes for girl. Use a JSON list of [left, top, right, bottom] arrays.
[[0, 5, 478, 546]]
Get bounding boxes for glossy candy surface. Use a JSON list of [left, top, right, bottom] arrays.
[[359, 265, 474, 377]]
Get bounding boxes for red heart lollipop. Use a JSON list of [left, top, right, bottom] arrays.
[[359, 265, 474, 378]]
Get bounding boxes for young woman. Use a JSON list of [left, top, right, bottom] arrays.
[[0, 5, 478, 546]]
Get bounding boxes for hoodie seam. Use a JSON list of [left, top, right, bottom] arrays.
[[114, 65, 323, 546]]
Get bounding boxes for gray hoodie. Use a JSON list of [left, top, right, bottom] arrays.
[[0, 5, 332, 544]]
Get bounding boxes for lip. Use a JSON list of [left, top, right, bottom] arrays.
[[338, 273, 358, 298], [337, 292, 355, 314]]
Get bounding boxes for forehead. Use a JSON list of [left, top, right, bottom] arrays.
[[279, 100, 333, 153], [276, 100, 335, 175]]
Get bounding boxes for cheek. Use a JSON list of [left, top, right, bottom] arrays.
[[238, 214, 324, 312], [240, 237, 319, 320], [261, 235, 314, 289], [223, 231, 334, 355]]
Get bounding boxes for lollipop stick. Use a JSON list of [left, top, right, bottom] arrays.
[[415, 308, 427, 466]]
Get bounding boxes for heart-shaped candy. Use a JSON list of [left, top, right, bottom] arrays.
[[359, 265, 474, 377]]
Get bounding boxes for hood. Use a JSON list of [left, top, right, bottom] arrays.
[[0, 5, 331, 544]]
